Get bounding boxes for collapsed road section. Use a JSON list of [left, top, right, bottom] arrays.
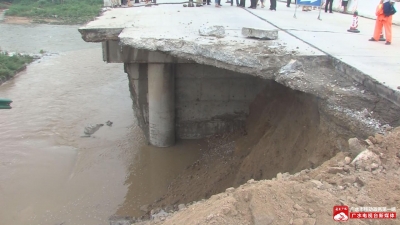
[[79, 5, 399, 146], [79, 4, 400, 224]]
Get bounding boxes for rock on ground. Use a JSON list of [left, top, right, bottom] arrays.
[[348, 137, 367, 157], [242, 27, 278, 40], [198, 25, 225, 38]]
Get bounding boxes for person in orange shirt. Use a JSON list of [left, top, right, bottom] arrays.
[[369, 0, 393, 45]]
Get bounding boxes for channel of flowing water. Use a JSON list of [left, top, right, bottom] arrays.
[[0, 22, 203, 224]]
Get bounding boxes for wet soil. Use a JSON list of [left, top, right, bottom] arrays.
[[134, 127, 400, 225], [135, 83, 352, 215]]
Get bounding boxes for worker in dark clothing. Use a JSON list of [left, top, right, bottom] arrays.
[[325, 0, 333, 13], [238, 0, 245, 7], [270, 0, 276, 10], [286, 0, 296, 7], [248, 0, 257, 8]]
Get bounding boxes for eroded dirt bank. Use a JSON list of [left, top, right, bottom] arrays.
[[112, 78, 400, 224], [134, 125, 400, 225]]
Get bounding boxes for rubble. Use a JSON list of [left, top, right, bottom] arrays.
[[198, 25, 225, 38], [130, 128, 400, 225], [348, 137, 367, 157], [241, 27, 278, 40]]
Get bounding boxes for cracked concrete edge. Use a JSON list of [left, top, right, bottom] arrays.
[[320, 100, 385, 137], [120, 37, 276, 68], [118, 38, 389, 135], [118, 37, 328, 78], [77, 27, 396, 134], [331, 57, 400, 108], [119, 37, 336, 96], [79, 27, 123, 42]]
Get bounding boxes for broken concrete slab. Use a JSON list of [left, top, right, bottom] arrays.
[[279, 59, 303, 75], [199, 25, 225, 38], [242, 27, 278, 40], [109, 216, 135, 225], [79, 5, 400, 138]]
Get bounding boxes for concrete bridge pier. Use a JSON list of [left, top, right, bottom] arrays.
[[99, 40, 267, 148], [148, 64, 175, 147]]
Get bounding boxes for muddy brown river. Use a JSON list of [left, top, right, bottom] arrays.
[[0, 23, 203, 225]]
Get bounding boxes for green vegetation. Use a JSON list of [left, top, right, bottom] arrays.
[[2, 0, 103, 24], [0, 52, 33, 80], [0, 2, 10, 9]]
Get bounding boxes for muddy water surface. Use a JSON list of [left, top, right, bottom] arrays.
[[0, 23, 203, 224]]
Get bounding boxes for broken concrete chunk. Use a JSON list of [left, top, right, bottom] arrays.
[[109, 216, 135, 225], [348, 137, 367, 156], [199, 25, 225, 38], [151, 209, 169, 220], [279, 59, 302, 75], [242, 27, 278, 40], [351, 149, 381, 166], [382, 124, 392, 131]]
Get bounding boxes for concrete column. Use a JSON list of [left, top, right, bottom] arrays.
[[148, 64, 175, 147], [125, 63, 149, 140]]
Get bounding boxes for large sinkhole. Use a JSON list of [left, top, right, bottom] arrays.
[[121, 58, 400, 220]]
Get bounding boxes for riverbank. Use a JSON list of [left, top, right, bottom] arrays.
[[1, 0, 102, 25], [0, 52, 34, 85]]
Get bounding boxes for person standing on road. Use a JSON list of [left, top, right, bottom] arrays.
[[270, 0, 277, 10], [342, 0, 349, 13], [325, 0, 333, 13], [369, 0, 395, 45], [248, 0, 258, 8], [286, 0, 296, 7], [260, 0, 265, 8]]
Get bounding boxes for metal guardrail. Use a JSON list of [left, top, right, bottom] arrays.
[[0, 98, 12, 109]]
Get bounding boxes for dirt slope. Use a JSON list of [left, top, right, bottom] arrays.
[[134, 126, 400, 225], [128, 83, 352, 215]]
